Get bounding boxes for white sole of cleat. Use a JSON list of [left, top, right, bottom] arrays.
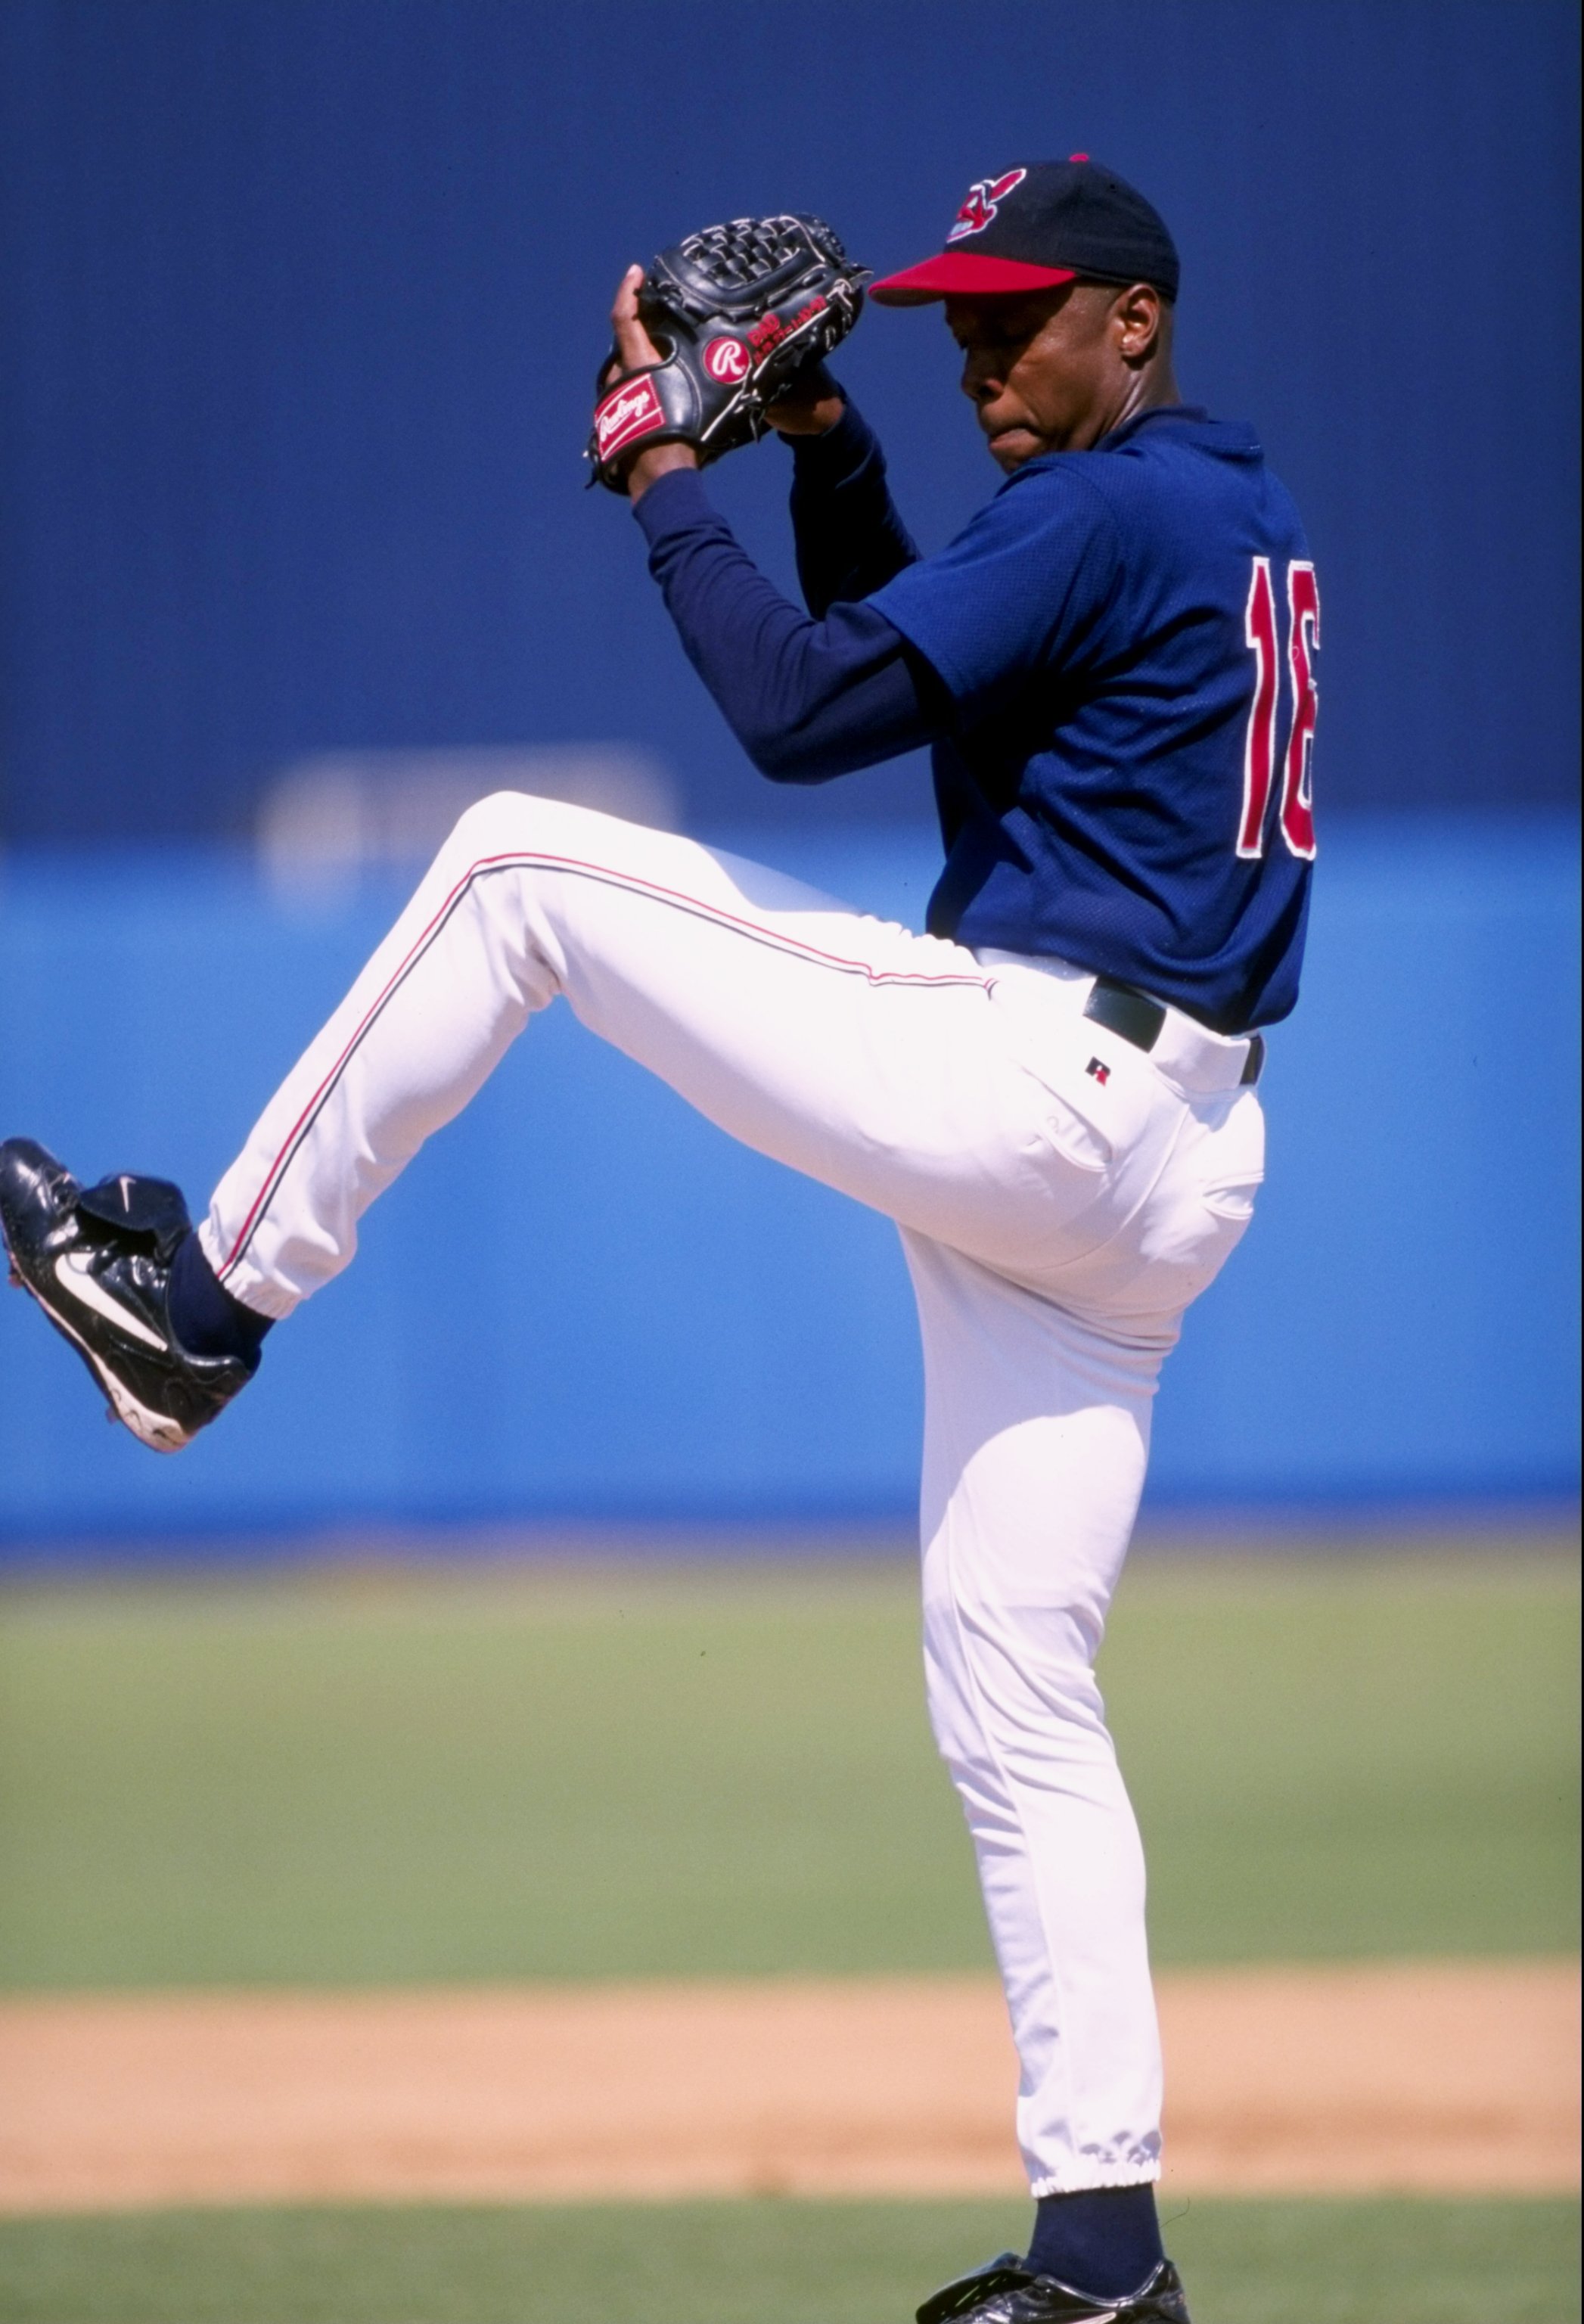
[[13, 1272, 191, 1454]]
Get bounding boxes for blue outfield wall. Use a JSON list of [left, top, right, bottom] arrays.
[[0, 816, 1578, 1546]]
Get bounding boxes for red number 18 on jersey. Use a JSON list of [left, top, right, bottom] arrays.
[[1238, 556, 1319, 861]]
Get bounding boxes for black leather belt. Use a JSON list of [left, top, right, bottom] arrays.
[[1082, 974, 1265, 1086]]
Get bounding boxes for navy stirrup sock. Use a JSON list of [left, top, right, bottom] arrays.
[[1026, 2185, 1165, 2298], [168, 1232, 273, 1366]]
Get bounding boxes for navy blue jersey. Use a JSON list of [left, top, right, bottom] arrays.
[[632, 399, 1318, 1035], [865, 405, 1318, 1032]]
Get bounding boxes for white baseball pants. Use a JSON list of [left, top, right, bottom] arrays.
[[203, 794, 1266, 2194]]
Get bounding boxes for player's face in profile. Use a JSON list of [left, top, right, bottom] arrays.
[[945, 282, 1162, 470]]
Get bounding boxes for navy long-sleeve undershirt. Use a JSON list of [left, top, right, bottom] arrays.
[[787, 392, 921, 617], [632, 401, 946, 784]]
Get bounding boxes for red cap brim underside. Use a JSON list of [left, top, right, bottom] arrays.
[[868, 253, 1079, 306]]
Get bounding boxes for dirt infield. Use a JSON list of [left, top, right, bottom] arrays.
[[0, 1960, 1576, 2214]]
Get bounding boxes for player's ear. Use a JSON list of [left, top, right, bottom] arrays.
[[1114, 282, 1163, 364]]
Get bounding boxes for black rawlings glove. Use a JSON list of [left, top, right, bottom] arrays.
[[587, 214, 868, 492]]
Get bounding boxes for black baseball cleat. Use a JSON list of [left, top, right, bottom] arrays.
[[0, 1138, 258, 1454], [916, 2251, 1192, 2324]]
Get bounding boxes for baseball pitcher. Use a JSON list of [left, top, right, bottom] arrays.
[[2, 160, 1317, 2322]]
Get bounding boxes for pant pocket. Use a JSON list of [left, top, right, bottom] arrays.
[[1042, 1093, 1112, 1173], [1126, 1095, 1265, 1303], [1200, 1176, 1263, 1224]]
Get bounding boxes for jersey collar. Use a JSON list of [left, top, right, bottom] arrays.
[[1097, 402, 1212, 451]]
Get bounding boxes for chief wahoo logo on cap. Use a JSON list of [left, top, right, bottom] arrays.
[[946, 168, 1029, 244]]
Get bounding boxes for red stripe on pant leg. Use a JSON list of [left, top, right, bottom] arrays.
[[219, 848, 995, 1279], [218, 854, 502, 1273]]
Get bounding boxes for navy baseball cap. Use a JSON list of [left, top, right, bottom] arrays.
[[871, 157, 1179, 305]]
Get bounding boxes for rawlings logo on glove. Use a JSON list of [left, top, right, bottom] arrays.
[[594, 377, 667, 463], [702, 337, 751, 384], [586, 214, 868, 492]]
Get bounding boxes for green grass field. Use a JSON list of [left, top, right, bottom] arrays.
[[0, 2196, 1577, 2323], [0, 1538, 1577, 2322], [0, 1541, 1576, 1985]]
